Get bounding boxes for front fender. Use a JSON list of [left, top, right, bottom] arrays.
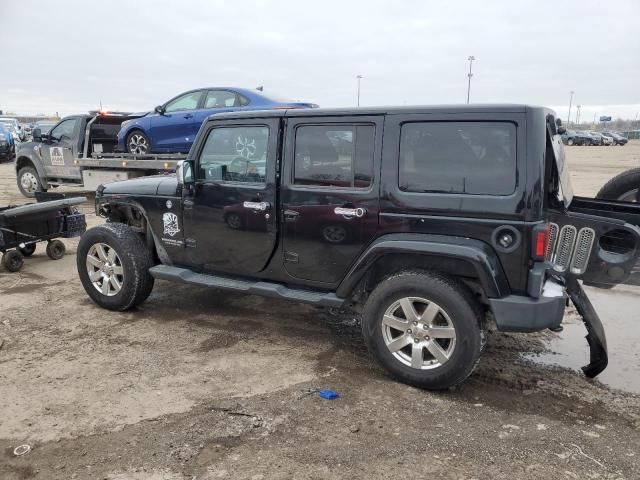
[[97, 196, 172, 265], [117, 118, 151, 152], [336, 233, 510, 298], [16, 151, 49, 189]]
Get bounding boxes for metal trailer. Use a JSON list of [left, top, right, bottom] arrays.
[[0, 193, 87, 272]]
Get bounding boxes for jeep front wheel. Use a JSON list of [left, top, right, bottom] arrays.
[[77, 223, 155, 311], [362, 271, 483, 390]]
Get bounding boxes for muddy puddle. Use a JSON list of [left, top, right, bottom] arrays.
[[523, 285, 640, 394]]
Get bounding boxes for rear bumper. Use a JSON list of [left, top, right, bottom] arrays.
[[489, 288, 565, 333]]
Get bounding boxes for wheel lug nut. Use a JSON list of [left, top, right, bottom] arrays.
[[406, 329, 412, 334], [413, 321, 418, 326], [414, 338, 420, 343]]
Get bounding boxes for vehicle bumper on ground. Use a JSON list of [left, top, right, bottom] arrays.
[[489, 279, 566, 333]]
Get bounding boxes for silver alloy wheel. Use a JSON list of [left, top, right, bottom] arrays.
[[20, 171, 38, 193], [86, 243, 124, 297], [382, 296, 457, 370], [128, 133, 149, 154]]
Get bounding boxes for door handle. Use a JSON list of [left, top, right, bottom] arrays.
[[184, 114, 193, 119], [334, 207, 366, 218], [243, 201, 271, 211]]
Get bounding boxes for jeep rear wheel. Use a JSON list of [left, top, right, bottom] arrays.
[[77, 223, 155, 311], [362, 271, 482, 390]]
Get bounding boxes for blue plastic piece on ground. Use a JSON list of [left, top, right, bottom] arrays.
[[319, 389, 340, 400]]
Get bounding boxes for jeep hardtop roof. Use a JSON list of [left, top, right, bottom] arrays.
[[206, 104, 550, 122]]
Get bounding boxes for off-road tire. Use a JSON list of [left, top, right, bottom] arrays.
[[17, 166, 46, 198], [567, 138, 574, 146], [46, 240, 66, 260], [18, 244, 36, 257], [2, 250, 24, 272], [596, 168, 640, 202], [362, 271, 483, 390], [77, 223, 155, 311]]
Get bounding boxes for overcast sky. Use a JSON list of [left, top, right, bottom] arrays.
[[1, 0, 638, 121]]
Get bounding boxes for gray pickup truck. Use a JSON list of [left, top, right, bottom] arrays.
[[14, 112, 184, 197]]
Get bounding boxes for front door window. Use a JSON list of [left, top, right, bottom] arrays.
[[198, 126, 269, 183], [164, 91, 203, 112]]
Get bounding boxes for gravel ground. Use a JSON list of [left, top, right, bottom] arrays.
[[1, 142, 639, 479]]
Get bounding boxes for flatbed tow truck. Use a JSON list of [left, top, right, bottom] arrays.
[[14, 111, 185, 197]]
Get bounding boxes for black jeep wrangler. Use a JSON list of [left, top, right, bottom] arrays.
[[77, 105, 640, 390]]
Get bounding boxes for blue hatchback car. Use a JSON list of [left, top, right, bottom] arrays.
[[117, 87, 317, 154], [0, 124, 15, 161]]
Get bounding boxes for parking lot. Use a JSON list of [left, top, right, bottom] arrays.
[[1, 144, 640, 479]]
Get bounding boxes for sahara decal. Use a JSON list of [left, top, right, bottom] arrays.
[[50, 147, 65, 166]]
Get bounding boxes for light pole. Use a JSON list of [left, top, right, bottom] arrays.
[[567, 91, 574, 126], [466, 56, 475, 104], [356, 75, 363, 107], [576, 105, 581, 126]]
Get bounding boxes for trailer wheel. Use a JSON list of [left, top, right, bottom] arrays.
[[2, 250, 24, 272], [46, 240, 66, 260], [17, 166, 46, 198], [18, 244, 36, 257], [77, 223, 155, 311]]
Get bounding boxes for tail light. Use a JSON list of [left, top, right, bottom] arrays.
[[532, 224, 550, 261]]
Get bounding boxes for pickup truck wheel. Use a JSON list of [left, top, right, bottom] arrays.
[[127, 131, 150, 155], [77, 223, 155, 311], [596, 167, 640, 202], [362, 271, 482, 390], [567, 138, 574, 146], [17, 166, 46, 198]]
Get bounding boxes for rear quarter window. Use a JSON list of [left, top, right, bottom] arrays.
[[399, 122, 517, 195]]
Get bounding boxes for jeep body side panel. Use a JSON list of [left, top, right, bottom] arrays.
[[377, 111, 534, 295], [178, 116, 281, 275], [336, 233, 510, 298], [279, 114, 384, 284]]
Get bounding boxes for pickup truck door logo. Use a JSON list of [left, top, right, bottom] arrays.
[[50, 147, 65, 165], [162, 212, 180, 237]]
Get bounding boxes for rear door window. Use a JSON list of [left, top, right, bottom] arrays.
[[293, 124, 374, 188], [399, 122, 517, 195], [204, 90, 240, 108]]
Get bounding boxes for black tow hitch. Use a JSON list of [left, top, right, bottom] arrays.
[[565, 277, 608, 378]]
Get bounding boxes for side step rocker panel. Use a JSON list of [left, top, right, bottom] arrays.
[[149, 265, 344, 308]]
